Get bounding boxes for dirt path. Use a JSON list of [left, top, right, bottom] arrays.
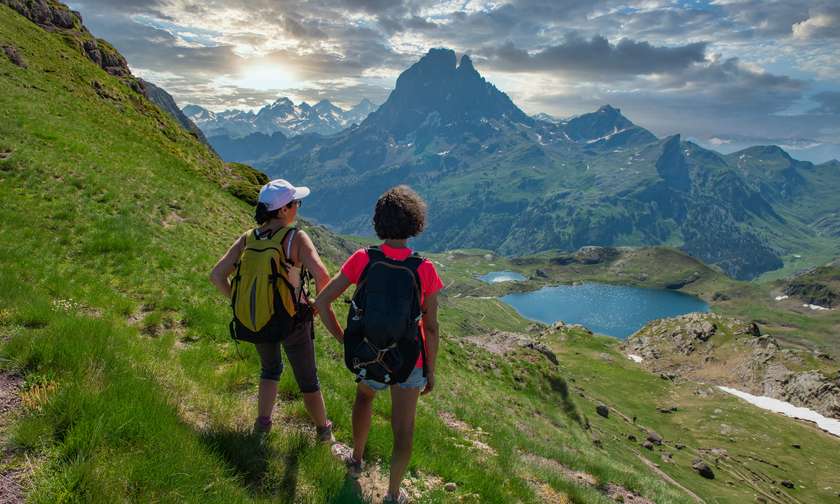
[[0, 371, 24, 504]]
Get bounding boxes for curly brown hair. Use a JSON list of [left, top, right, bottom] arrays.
[[373, 185, 427, 240]]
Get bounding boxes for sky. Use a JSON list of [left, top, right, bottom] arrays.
[[69, 0, 840, 161]]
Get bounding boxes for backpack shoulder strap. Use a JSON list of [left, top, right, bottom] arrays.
[[366, 245, 385, 261], [282, 226, 299, 265], [404, 255, 424, 294]]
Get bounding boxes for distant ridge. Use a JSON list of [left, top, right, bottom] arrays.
[[184, 97, 378, 139], [220, 48, 840, 280]]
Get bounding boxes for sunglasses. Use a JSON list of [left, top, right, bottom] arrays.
[[286, 199, 302, 208]]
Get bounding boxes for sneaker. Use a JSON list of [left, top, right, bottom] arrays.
[[383, 489, 409, 504], [316, 420, 335, 444], [331, 444, 363, 478]]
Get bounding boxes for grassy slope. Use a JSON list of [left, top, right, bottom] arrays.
[[2, 5, 839, 504]]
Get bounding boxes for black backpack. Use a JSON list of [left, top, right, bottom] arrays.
[[344, 246, 426, 385]]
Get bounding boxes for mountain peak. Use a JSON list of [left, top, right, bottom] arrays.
[[740, 145, 793, 161], [417, 47, 457, 71], [457, 54, 476, 74], [313, 99, 341, 114], [564, 104, 638, 142], [368, 47, 531, 138], [270, 97, 294, 108]]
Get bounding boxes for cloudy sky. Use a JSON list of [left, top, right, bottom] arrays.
[[70, 0, 840, 161]]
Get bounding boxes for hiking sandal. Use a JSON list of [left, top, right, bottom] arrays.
[[316, 420, 335, 444], [383, 488, 409, 504], [253, 416, 272, 434]]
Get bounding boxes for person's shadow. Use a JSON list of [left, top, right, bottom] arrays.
[[199, 428, 302, 501]]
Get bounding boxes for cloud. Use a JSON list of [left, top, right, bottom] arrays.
[[810, 91, 840, 114], [651, 57, 805, 114], [67, 0, 839, 150], [793, 5, 840, 39], [482, 35, 707, 79]]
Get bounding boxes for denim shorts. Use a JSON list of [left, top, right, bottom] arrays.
[[361, 366, 427, 392]]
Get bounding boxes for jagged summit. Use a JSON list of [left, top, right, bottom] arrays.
[[365, 47, 531, 138], [457, 54, 477, 74], [185, 96, 377, 138]]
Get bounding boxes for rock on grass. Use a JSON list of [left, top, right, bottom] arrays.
[[692, 459, 715, 479]]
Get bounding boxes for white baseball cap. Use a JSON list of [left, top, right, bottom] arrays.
[[258, 179, 310, 211]]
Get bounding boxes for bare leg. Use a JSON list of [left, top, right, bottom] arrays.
[[257, 378, 279, 419], [302, 390, 329, 427], [388, 386, 420, 497], [352, 383, 377, 461]]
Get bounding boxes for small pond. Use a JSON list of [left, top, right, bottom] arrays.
[[501, 282, 709, 339], [479, 271, 527, 283]]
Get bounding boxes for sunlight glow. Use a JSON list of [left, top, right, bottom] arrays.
[[227, 63, 299, 91]]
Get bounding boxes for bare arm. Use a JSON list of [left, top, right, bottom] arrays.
[[295, 231, 331, 293], [313, 272, 352, 342], [421, 290, 440, 395], [209, 235, 245, 299]]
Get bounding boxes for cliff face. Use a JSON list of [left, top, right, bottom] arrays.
[[624, 312, 840, 419]]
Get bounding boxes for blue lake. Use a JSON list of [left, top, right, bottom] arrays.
[[501, 282, 709, 339], [479, 271, 528, 283]]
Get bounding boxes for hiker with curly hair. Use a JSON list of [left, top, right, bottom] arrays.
[[315, 185, 443, 504]]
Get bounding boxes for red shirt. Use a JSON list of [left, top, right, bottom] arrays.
[[341, 244, 444, 368]]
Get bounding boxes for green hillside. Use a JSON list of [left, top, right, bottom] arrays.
[[2, 3, 840, 503]]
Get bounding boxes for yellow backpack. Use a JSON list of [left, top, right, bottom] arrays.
[[229, 227, 299, 342]]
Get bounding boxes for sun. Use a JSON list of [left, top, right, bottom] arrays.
[[231, 62, 298, 91]]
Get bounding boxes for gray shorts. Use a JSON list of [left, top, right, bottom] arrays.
[[254, 320, 320, 393], [361, 366, 427, 392]]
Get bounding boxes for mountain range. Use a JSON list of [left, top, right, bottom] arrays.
[[209, 48, 840, 280], [183, 97, 376, 139]]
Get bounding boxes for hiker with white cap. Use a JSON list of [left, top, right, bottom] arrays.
[[210, 179, 341, 441]]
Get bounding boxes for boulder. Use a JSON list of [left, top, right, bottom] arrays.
[[444, 482, 457, 492], [646, 431, 663, 445], [692, 459, 715, 479], [781, 480, 794, 489], [642, 440, 654, 450], [595, 404, 609, 418]]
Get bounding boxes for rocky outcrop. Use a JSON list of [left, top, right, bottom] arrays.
[[464, 330, 558, 366], [625, 312, 840, 419], [784, 280, 837, 308], [2, 0, 140, 90], [574, 246, 619, 265]]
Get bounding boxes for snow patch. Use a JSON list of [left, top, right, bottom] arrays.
[[803, 303, 830, 311], [627, 354, 643, 363], [585, 126, 629, 144], [717, 386, 840, 437], [774, 295, 789, 301]]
